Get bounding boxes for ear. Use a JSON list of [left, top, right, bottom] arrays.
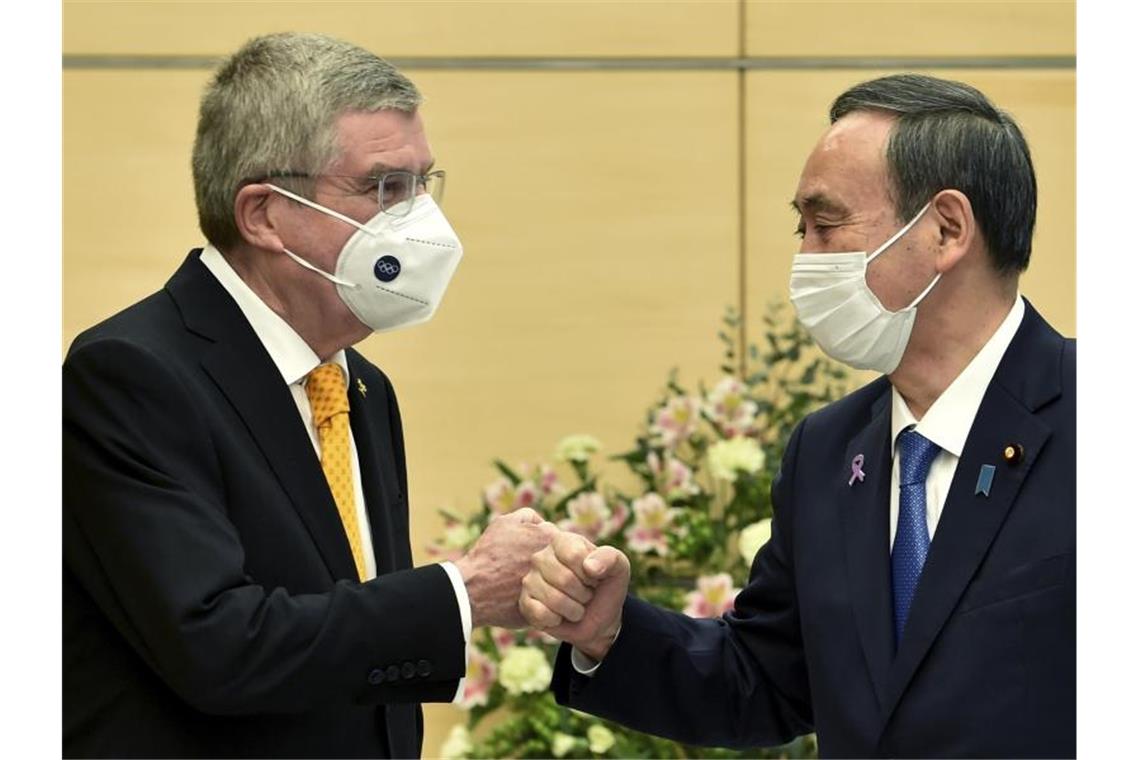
[[930, 189, 976, 274], [233, 183, 285, 252]]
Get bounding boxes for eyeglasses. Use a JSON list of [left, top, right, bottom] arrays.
[[260, 169, 446, 217]]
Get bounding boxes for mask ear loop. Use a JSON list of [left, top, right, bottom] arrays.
[[281, 248, 357, 288], [266, 183, 373, 233], [863, 201, 941, 309], [266, 183, 362, 289], [865, 201, 932, 265]]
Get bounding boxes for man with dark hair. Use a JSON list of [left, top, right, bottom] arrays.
[[63, 33, 554, 758], [521, 73, 1075, 757]]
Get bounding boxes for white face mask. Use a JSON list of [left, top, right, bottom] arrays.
[[267, 184, 464, 333], [789, 202, 938, 374]]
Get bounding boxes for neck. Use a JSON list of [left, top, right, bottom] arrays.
[[220, 246, 370, 361], [888, 277, 1017, 420]]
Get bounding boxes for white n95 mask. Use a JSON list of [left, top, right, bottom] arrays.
[[789, 202, 937, 374], [267, 184, 463, 333]]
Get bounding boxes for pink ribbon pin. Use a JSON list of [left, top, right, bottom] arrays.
[[849, 454, 866, 486]]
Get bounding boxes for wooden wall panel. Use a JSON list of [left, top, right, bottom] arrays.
[[64, 0, 739, 58], [747, 1, 1075, 58]]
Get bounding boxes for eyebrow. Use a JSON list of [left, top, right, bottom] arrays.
[[365, 159, 436, 176], [790, 193, 849, 216]]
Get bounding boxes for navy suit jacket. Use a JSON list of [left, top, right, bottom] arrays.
[[63, 251, 466, 758], [553, 300, 1075, 758]]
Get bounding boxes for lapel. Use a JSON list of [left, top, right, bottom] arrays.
[[165, 250, 360, 582], [345, 351, 402, 577], [839, 379, 896, 711], [878, 300, 1064, 728]]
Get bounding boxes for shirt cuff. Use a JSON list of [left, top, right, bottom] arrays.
[[569, 624, 622, 677], [439, 561, 472, 703]]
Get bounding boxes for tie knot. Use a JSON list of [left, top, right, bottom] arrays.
[[897, 428, 941, 486], [306, 363, 350, 427]]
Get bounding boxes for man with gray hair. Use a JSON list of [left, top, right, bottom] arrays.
[[63, 32, 553, 757], [521, 73, 1075, 757]]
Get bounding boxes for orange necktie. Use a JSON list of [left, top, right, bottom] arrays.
[[306, 363, 366, 580]]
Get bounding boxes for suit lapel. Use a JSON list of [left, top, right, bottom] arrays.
[[878, 300, 1063, 728], [166, 251, 360, 582], [839, 382, 895, 711], [345, 353, 401, 577]]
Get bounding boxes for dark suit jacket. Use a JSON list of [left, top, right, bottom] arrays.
[[63, 250, 466, 758], [553, 300, 1075, 758]]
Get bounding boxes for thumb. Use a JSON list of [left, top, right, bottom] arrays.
[[582, 546, 628, 581]]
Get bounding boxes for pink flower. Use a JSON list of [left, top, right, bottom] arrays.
[[683, 573, 740, 619], [483, 478, 517, 513], [606, 501, 630, 538], [458, 648, 497, 709], [558, 492, 612, 542], [650, 396, 702, 449], [624, 493, 679, 555], [513, 481, 539, 510], [538, 464, 563, 496], [705, 376, 759, 437], [662, 458, 700, 501], [489, 626, 517, 654]]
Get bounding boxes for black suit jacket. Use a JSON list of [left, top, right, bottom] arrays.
[[553, 300, 1076, 758], [63, 250, 466, 758]]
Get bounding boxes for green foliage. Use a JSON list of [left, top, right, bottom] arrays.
[[429, 302, 847, 760]]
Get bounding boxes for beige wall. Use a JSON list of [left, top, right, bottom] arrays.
[[63, 1, 1074, 754]]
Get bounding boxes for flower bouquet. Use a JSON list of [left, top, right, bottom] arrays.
[[429, 303, 848, 759]]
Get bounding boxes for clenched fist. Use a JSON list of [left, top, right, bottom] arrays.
[[455, 508, 558, 628], [519, 530, 630, 661]]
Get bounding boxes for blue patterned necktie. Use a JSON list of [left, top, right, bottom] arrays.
[[892, 427, 941, 648]]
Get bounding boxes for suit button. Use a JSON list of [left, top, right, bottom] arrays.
[[417, 659, 432, 677], [386, 665, 400, 682], [401, 661, 416, 680], [367, 668, 385, 685]]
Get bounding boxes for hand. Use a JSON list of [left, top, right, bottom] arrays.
[[519, 530, 630, 662], [455, 508, 559, 629]]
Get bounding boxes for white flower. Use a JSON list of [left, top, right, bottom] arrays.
[[551, 732, 577, 757], [707, 436, 765, 482], [650, 396, 702, 449], [497, 645, 553, 695], [587, 724, 616, 754], [624, 492, 679, 555], [705, 376, 759, 436], [738, 518, 773, 564], [440, 724, 473, 760], [683, 573, 740, 618], [443, 522, 478, 550], [556, 434, 602, 463], [559, 492, 613, 542]]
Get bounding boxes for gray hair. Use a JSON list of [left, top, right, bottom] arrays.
[[191, 32, 423, 249], [830, 73, 1036, 275]]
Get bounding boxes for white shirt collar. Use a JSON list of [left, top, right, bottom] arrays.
[[199, 244, 349, 386], [891, 295, 1025, 457]]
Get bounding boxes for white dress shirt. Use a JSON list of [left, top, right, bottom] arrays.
[[889, 296, 1024, 547], [199, 245, 471, 700]]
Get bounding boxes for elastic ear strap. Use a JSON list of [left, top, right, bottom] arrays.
[[281, 247, 356, 288], [866, 201, 932, 264], [266, 184, 369, 233], [905, 271, 942, 309]]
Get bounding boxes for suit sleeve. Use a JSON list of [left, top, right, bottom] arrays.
[[62, 337, 466, 715], [550, 420, 814, 748]]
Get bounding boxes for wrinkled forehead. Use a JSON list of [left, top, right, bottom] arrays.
[[794, 111, 895, 212]]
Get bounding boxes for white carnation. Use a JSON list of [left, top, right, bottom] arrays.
[[707, 437, 765, 482], [497, 645, 553, 695], [738, 518, 773, 564]]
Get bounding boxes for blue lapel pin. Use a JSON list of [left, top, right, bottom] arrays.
[[975, 464, 996, 497]]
